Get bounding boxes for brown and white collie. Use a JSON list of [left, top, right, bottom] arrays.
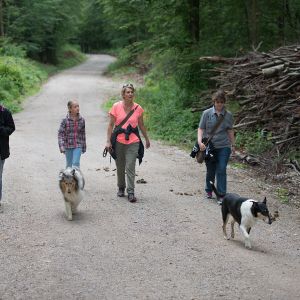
[[59, 167, 85, 221]]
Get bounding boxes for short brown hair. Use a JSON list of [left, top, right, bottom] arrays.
[[212, 90, 226, 103]]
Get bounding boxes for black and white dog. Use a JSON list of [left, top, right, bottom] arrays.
[[210, 181, 272, 249]]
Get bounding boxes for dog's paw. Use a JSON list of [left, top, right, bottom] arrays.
[[231, 232, 235, 239], [245, 241, 252, 249], [67, 215, 73, 221], [224, 235, 230, 240]]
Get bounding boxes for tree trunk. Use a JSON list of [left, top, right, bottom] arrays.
[[244, 0, 258, 47], [0, 0, 4, 36], [278, 0, 286, 45], [188, 0, 200, 42]]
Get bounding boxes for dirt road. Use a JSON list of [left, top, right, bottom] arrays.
[[0, 55, 299, 300]]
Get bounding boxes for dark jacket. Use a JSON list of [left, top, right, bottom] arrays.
[[0, 106, 15, 160], [110, 124, 144, 165]]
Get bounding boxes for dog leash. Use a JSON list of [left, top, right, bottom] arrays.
[[103, 148, 108, 157], [103, 147, 112, 163]]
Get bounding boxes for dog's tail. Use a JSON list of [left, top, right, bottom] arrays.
[[209, 181, 221, 198]]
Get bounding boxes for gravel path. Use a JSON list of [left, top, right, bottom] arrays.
[[0, 55, 299, 300]]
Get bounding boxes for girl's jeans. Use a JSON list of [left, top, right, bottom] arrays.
[[115, 142, 139, 195], [205, 147, 231, 196], [65, 148, 82, 168], [0, 159, 5, 201]]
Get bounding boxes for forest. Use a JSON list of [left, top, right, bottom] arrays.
[[1, 0, 300, 168]]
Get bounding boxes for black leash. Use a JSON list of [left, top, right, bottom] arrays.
[[103, 147, 108, 157], [103, 147, 112, 163]]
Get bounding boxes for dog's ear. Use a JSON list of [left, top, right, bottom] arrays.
[[263, 197, 267, 204], [59, 170, 64, 180]]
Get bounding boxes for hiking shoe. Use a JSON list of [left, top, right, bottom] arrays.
[[128, 194, 137, 203], [206, 192, 213, 199], [117, 188, 125, 197]]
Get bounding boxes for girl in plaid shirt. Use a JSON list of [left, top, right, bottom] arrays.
[[58, 100, 86, 168]]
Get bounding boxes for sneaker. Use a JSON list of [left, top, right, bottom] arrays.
[[117, 188, 125, 197], [128, 194, 137, 203], [206, 192, 213, 199]]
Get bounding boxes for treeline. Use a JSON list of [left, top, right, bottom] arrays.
[[1, 0, 299, 66], [81, 0, 300, 53]]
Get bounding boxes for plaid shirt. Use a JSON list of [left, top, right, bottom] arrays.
[[58, 114, 86, 153]]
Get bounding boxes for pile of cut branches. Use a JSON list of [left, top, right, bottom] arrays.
[[196, 45, 300, 174]]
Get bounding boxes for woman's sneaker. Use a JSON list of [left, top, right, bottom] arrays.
[[128, 194, 137, 203], [117, 188, 125, 197], [206, 192, 213, 199]]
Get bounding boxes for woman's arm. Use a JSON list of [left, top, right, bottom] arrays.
[[197, 128, 206, 150], [138, 114, 150, 149], [106, 114, 115, 149]]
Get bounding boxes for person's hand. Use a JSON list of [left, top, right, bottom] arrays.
[[199, 142, 206, 151], [145, 138, 150, 149], [105, 142, 112, 150]]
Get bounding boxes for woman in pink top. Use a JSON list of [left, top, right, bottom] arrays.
[[106, 83, 150, 203]]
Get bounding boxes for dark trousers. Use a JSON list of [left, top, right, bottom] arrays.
[[205, 147, 231, 195]]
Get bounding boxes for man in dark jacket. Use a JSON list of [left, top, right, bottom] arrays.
[[0, 104, 15, 212]]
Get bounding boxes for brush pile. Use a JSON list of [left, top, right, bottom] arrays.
[[196, 45, 300, 174]]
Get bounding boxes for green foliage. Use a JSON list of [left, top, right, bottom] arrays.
[[0, 56, 47, 112], [136, 77, 199, 145], [0, 38, 26, 58], [79, 0, 111, 52], [102, 96, 118, 111], [106, 47, 136, 73], [230, 162, 248, 169], [0, 45, 85, 112], [56, 45, 87, 69], [235, 130, 273, 155], [276, 188, 289, 204], [288, 149, 300, 164], [3, 0, 83, 63]]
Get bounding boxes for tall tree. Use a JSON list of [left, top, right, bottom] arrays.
[[0, 0, 4, 36], [244, 0, 258, 47], [188, 0, 200, 42]]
